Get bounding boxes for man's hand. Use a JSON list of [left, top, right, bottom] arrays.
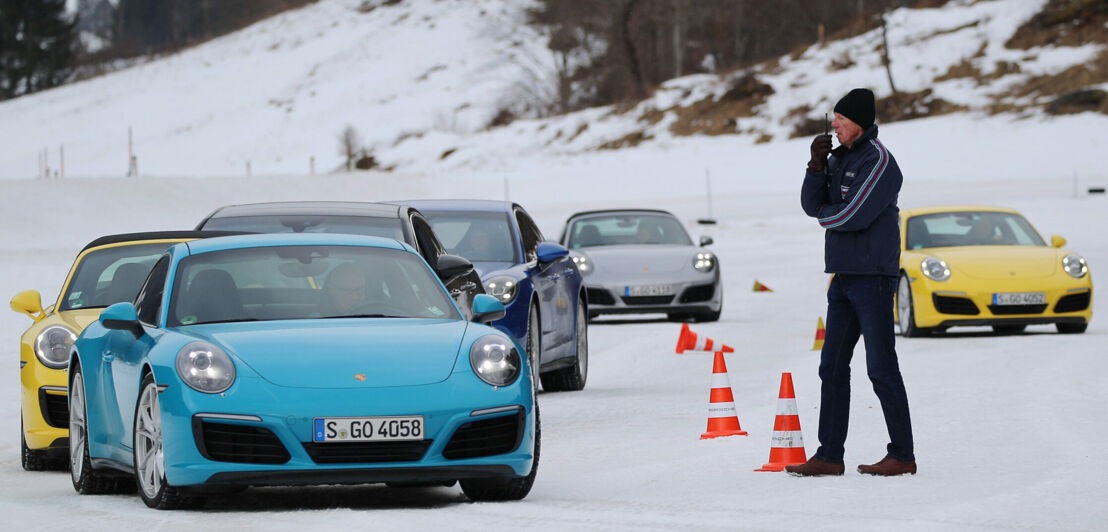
[[808, 134, 832, 172]]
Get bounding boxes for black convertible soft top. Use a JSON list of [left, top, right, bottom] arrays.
[[80, 231, 247, 252]]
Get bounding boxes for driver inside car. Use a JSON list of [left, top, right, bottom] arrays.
[[319, 262, 368, 316]]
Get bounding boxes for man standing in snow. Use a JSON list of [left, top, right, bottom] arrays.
[[789, 88, 916, 477]]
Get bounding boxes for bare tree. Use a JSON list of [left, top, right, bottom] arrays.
[[338, 125, 361, 172]]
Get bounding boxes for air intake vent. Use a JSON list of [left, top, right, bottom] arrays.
[[1054, 292, 1091, 313], [586, 288, 615, 305], [933, 295, 979, 315], [195, 420, 290, 464], [302, 441, 432, 464], [443, 412, 522, 460], [988, 304, 1047, 315], [39, 390, 69, 429]]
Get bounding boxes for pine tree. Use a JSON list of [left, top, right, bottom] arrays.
[[0, 0, 77, 100]]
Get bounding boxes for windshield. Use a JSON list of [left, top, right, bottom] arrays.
[[61, 242, 179, 311], [567, 213, 692, 249], [905, 211, 1046, 249], [421, 211, 518, 263], [167, 245, 459, 326], [201, 215, 405, 241]]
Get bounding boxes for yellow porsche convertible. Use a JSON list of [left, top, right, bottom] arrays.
[[895, 206, 1092, 337], [11, 231, 226, 470]]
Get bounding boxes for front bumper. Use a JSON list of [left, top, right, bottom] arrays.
[[21, 356, 69, 450], [584, 278, 721, 316], [907, 275, 1092, 329], [151, 372, 535, 488]]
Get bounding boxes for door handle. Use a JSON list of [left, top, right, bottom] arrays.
[[103, 352, 114, 362], [550, 274, 560, 281], [563, 268, 575, 275]]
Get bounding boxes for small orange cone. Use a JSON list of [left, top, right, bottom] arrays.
[[675, 323, 734, 354], [755, 372, 807, 471], [811, 317, 826, 351], [752, 280, 773, 292], [700, 350, 747, 439]]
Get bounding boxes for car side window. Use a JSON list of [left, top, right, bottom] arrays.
[[135, 255, 170, 326], [411, 215, 444, 264], [516, 210, 542, 263]]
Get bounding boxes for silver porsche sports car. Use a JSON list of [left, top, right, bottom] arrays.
[[559, 209, 721, 322]]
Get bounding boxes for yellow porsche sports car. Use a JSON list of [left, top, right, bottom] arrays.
[[11, 231, 227, 470], [895, 206, 1092, 337]]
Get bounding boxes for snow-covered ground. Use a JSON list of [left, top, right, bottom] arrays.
[[2, 0, 1107, 528], [2, 136, 1106, 529]]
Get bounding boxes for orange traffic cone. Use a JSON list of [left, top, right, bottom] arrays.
[[753, 280, 773, 292], [700, 350, 748, 439], [811, 317, 826, 351], [755, 372, 807, 471], [675, 323, 734, 354]]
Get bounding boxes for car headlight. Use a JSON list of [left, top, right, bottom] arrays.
[[34, 325, 76, 369], [484, 276, 519, 304], [1062, 253, 1088, 279], [176, 341, 235, 393], [693, 252, 715, 273], [571, 254, 592, 275], [921, 256, 950, 282], [469, 335, 520, 387]]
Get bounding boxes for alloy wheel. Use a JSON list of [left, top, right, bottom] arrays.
[[134, 382, 165, 499]]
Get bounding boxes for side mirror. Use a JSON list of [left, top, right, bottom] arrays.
[[470, 294, 506, 324], [10, 290, 45, 321], [101, 302, 144, 339], [536, 242, 569, 264], [435, 254, 474, 281], [699, 235, 714, 247], [1051, 235, 1067, 248]]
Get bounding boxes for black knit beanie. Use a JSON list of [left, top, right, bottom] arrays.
[[834, 88, 875, 130]]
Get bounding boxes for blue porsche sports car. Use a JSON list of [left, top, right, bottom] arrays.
[[400, 200, 587, 393], [67, 233, 537, 509]]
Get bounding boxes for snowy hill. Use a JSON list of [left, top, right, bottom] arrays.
[[2, 0, 1107, 180]]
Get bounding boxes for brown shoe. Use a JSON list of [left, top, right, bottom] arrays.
[[784, 457, 845, 477], [857, 455, 917, 476]]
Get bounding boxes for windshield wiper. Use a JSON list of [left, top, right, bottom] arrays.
[[320, 314, 407, 319]]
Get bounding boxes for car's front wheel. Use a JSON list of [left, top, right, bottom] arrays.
[[897, 273, 932, 338], [21, 420, 65, 471], [541, 295, 588, 392], [526, 303, 541, 391], [459, 404, 539, 501], [70, 363, 134, 495], [134, 372, 200, 509]]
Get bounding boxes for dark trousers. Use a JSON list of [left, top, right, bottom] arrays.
[[813, 274, 915, 464]]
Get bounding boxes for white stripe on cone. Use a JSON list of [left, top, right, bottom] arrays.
[[708, 402, 739, 418], [711, 373, 731, 389], [770, 430, 805, 447], [776, 398, 798, 416], [695, 336, 713, 351]]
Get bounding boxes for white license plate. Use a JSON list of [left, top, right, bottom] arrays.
[[992, 292, 1045, 305], [626, 284, 674, 296], [313, 416, 424, 442]]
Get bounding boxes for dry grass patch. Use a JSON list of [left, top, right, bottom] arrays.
[[597, 130, 653, 150], [667, 73, 773, 137], [1006, 0, 1108, 49]]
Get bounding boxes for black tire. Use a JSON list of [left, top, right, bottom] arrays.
[[21, 420, 66, 471], [1057, 322, 1088, 334], [70, 363, 135, 495], [134, 372, 202, 510], [541, 295, 588, 392], [897, 273, 932, 338], [460, 403, 539, 501], [992, 324, 1027, 334], [526, 303, 541, 391]]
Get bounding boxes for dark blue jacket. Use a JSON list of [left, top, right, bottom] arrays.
[[801, 124, 902, 277]]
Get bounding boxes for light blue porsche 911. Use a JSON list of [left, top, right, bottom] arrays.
[[67, 233, 537, 509]]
